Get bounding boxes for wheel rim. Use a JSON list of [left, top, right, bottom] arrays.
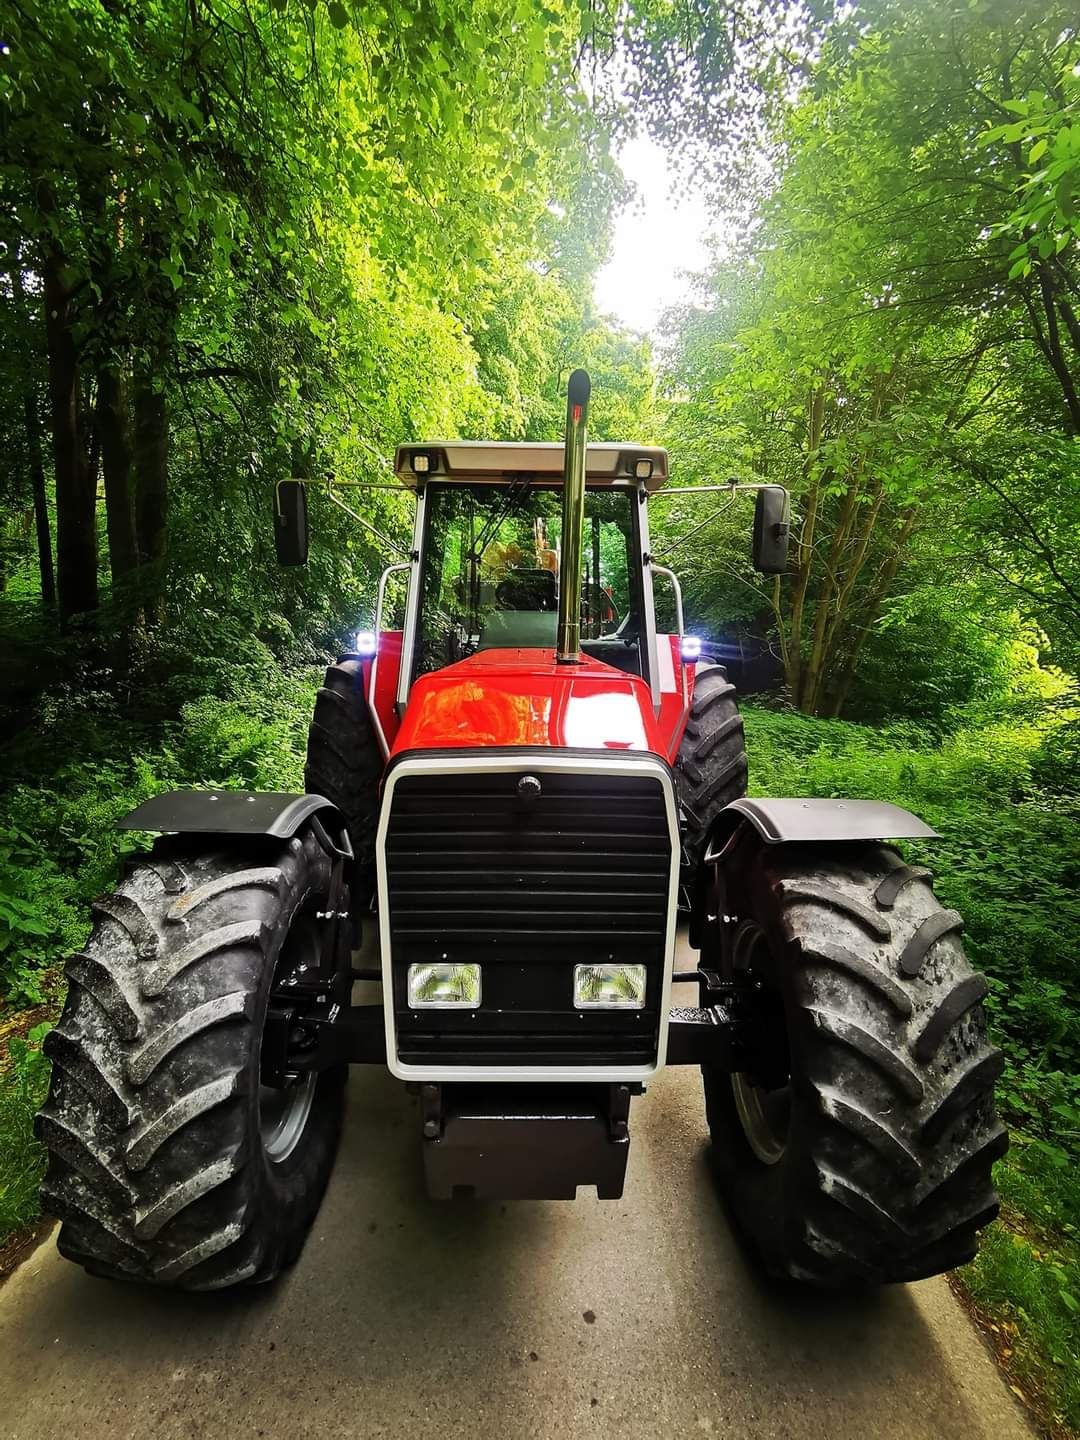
[[259, 909, 321, 1165], [729, 921, 790, 1167], [260, 1072, 317, 1163]]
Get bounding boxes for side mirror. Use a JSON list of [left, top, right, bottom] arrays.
[[752, 486, 789, 574], [274, 480, 308, 566]]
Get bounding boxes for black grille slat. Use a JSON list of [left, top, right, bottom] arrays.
[[386, 768, 672, 1067]]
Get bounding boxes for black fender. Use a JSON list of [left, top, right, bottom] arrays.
[[688, 797, 938, 948], [118, 789, 345, 842]]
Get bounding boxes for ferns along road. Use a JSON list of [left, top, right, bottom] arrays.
[[0, 931, 1030, 1440]]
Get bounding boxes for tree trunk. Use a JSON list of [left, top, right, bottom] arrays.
[[42, 239, 97, 621], [799, 477, 862, 712], [97, 365, 139, 583], [785, 384, 826, 698], [25, 389, 55, 605], [10, 265, 56, 604], [822, 507, 919, 717], [1031, 265, 1080, 433], [133, 362, 169, 618]]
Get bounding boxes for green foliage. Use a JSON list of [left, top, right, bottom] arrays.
[[0, 828, 71, 1006], [0, 636, 318, 1005], [658, 0, 1080, 716], [983, 66, 1080, 276], [962, 1152, 1080, 1432], [1032, 715, 1080, 795], [0, 1023, 52, 1244]]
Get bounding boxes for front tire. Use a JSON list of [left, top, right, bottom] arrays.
[[676, 664, 748, 882], [702, 839, 1006, 1287], [37, 829, 345, 1289], [305, 659, 382, 906]]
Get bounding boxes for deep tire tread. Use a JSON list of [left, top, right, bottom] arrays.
[[703, 843, 1004, 1288], [38, 832, 344, 1290], [675, 664, 748, 875], [304, 658, 382, 905]]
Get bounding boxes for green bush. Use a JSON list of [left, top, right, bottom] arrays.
[[1031, 714, 1080, 796], [0, 1023, 53, 1242], [0, 661, 321, 1005]]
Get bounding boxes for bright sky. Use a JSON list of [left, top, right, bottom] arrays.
[[593, 137, 714, 337]]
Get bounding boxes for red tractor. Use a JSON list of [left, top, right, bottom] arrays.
[[38, 372, 1004, 1291]]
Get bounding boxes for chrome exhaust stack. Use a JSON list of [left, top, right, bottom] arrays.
[[556, 368, 590, 664]]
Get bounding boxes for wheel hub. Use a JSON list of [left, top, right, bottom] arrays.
[[729, 920, 791, 1166]]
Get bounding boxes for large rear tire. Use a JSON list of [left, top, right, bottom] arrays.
[[305, 658, 382, 905], [702, 838, 1005, 1287], [37, 829, 345, 1289], [676, 664, 748, 881]]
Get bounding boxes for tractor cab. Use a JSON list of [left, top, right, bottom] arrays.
[[370, 434, 691, 763], [394, 441, 664, 675]]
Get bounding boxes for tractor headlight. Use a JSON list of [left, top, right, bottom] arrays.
[[408, 963, 481, 1008], [355, 630, 377, 656], [681, 635, 702, 662], [573, 963, 646, 1009]]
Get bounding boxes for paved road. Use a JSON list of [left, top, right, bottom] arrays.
[[0, 968, 1030, 1440]]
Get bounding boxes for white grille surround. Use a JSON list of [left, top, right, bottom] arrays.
[[376, 751, 681, 1083]]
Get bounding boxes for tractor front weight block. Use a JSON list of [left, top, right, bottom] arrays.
[[418, 1083, 636, 1201]]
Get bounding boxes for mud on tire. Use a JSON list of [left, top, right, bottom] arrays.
[[305, 658, 382, 906], [37, 829, 345, 1289], [702, 839, 1006, 1287]]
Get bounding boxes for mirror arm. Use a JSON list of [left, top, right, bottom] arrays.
[[323, 485, 410, 559], [307, 480, 401, 490], [653, 479, 778, 498], [650, 494, 736, 564]]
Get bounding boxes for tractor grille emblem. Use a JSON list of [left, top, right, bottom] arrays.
[[517, 774, 542, 800]]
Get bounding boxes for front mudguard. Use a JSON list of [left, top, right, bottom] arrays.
[[118, 789, 343, 841], [687, 796, 938, 949]]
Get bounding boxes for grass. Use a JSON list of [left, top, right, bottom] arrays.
[[0, 1025, 52, 1249], [960, 1149, 1080, 1437]]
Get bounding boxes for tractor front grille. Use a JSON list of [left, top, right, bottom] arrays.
[[382, 766, 674, 1069]]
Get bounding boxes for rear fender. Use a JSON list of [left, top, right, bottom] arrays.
[[688, 797, 937, 947], [118, 789, 345, 842]]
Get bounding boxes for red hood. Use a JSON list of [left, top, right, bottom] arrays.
[[390, 648, 668, 756]]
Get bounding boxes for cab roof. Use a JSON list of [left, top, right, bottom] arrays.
[[393, 440, 669, 493]]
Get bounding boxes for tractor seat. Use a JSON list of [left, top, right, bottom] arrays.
[[495, 569, 557, 611]]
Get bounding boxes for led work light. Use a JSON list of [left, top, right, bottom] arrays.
[[632, 457, 654, 480], [573, 963, 647, 1009], [354, 630, 377, 656], [410, 451, 432, 475], [408, 963, 482, 1008], [681, 635, 702, 662]]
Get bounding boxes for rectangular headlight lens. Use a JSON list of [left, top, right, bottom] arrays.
[[573, 963, 647, 1009], [408, 963, 481, 1008]]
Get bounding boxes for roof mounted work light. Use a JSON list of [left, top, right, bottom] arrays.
[[409, 450, 435, 475], [631, 456, 654, 480]]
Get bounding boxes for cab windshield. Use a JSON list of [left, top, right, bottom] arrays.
[[414, 484, 643, 678]]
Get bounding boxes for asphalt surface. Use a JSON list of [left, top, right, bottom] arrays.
[[0, 954, 1031, 1440]]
